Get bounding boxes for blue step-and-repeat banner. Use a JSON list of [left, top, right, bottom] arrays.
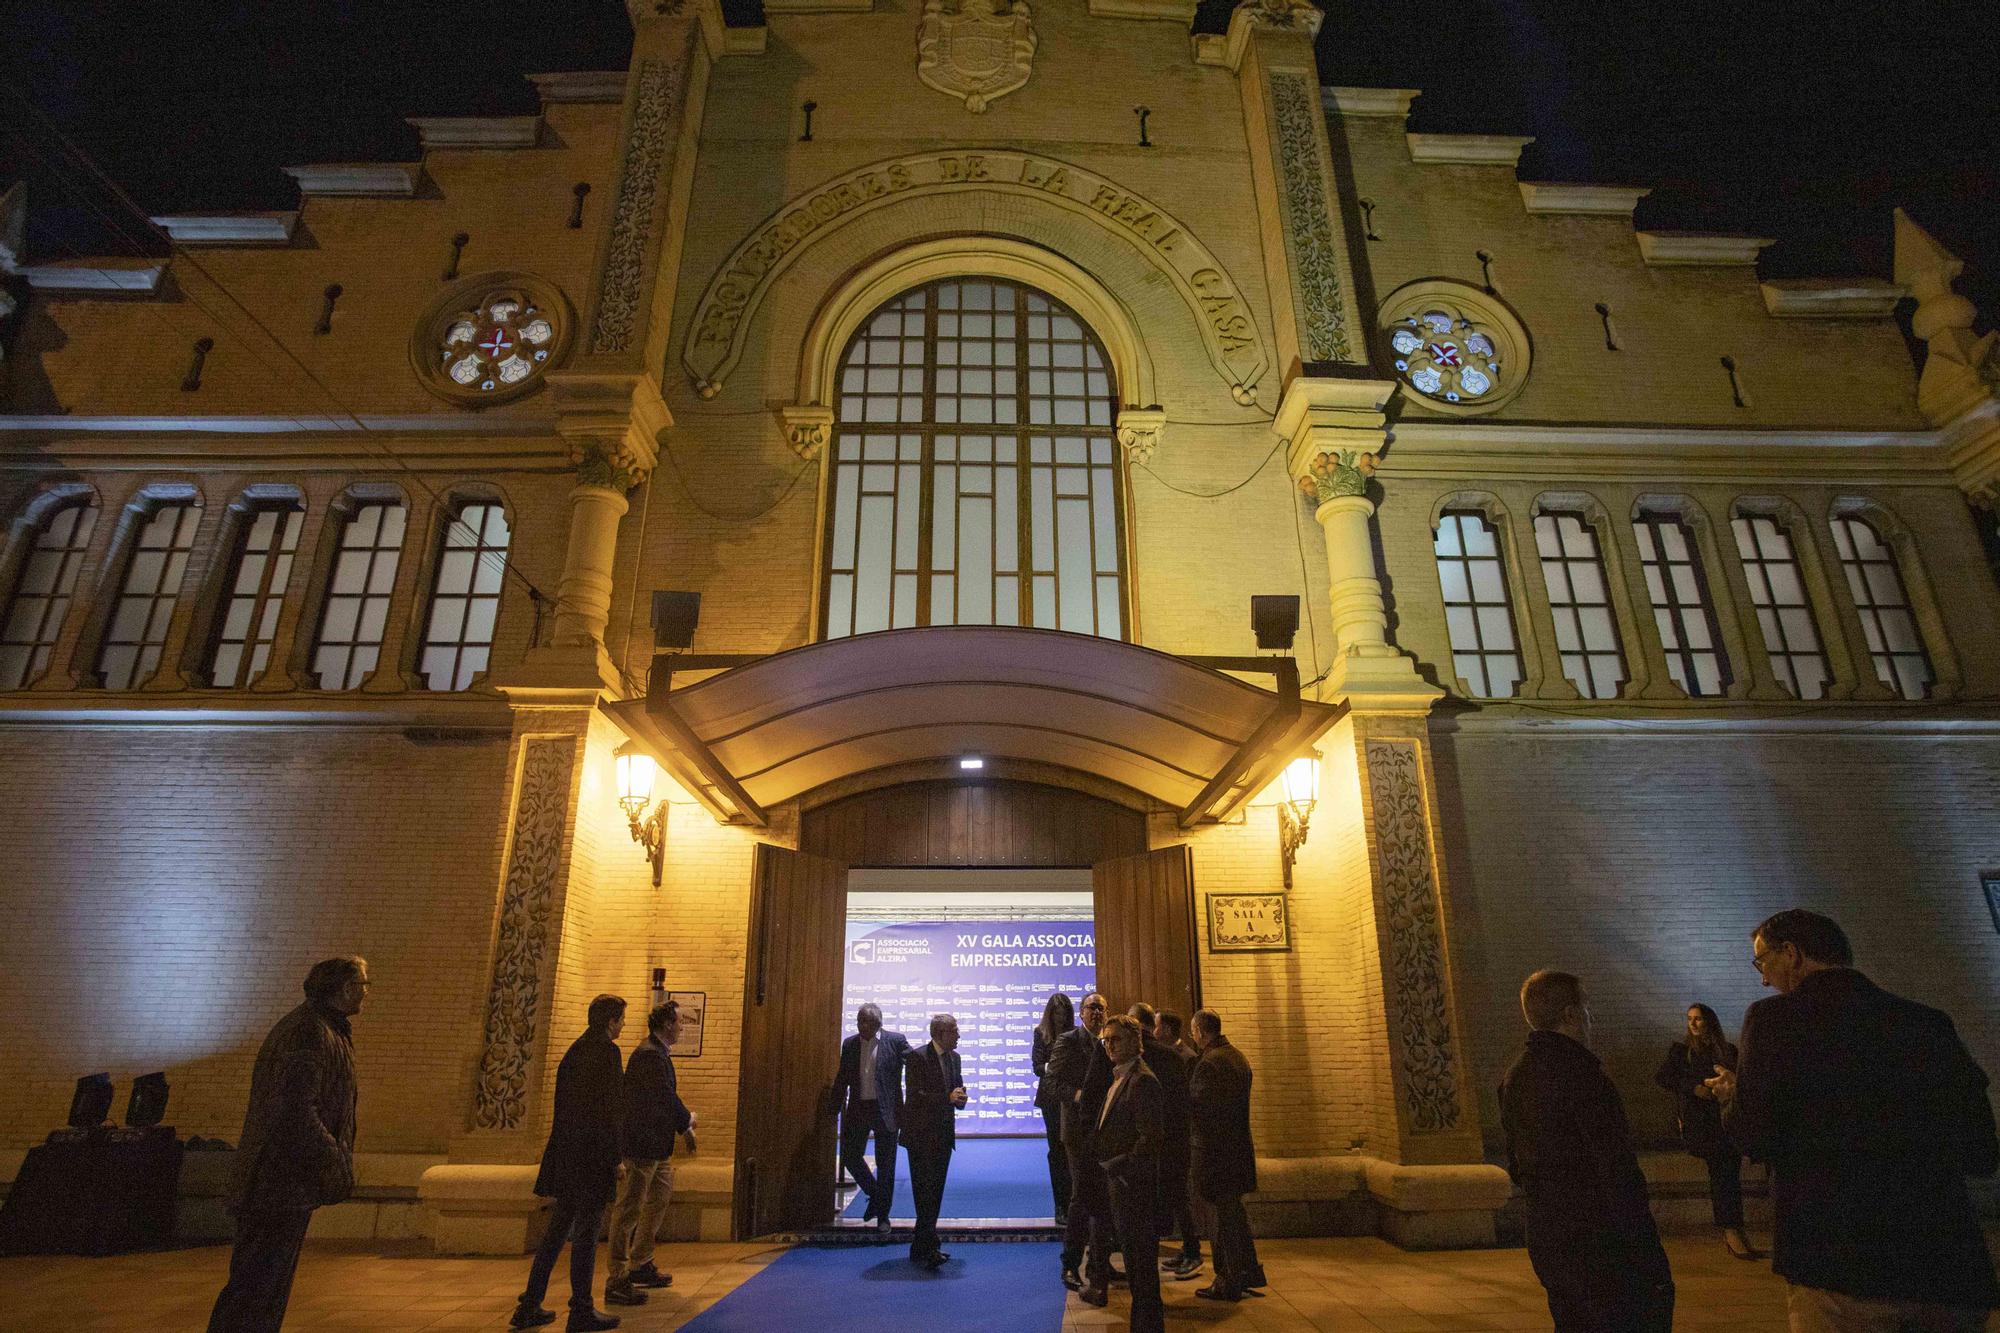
[[842, 920, 1096, 1135]]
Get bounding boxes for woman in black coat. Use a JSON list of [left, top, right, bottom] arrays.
[[1654, 1002, 1759, 1260], [1032, 992, 1075, 1218]]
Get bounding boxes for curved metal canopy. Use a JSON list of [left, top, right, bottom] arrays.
[[603, 626, 1342, 828]]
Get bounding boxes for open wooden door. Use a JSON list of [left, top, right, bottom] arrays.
[[733, 843, 848, 1238], [1091, 844, 1200, 1021]]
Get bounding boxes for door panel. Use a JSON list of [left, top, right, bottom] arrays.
[[733, 843, 848, 1238], [1091, 844, 1199, 1021]]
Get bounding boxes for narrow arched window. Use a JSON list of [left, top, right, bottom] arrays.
[[312, 500, 407, 690], [0, 497, 98, 689], [1434, 509, 1522, 698], [97, 498, 203, 690], [1731, 511, 1829, 700], [420, 501, 509, 691], [1634, 510, 1730, 698], [822, 278, 1125, 640], [1534, 509, 1625, 699], [1831, 515, 1934, 699], [206, 499, 305, 689]]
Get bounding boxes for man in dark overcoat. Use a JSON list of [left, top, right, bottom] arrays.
[[830, 1002, 912, 1230], [207, 956, 368, 1333], [1709, 909, 1998, 1331], [512, 995, 628, 1333], [1187, 1007, 1261, 1302], [1131, 1004, 1198, 1279], [901, 1013, 966, 1269], [1091, 1015, 1166, 1332], [1045, 991, 1116, 1291], [1499, 970, 1672, 1332]]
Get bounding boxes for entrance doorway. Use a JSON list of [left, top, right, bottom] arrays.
[[731, 778, 1200, 1239], [838, 870, 1095, 1224]]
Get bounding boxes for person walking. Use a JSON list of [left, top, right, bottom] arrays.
[[1130, 1003, 1198, 1282], [1653, 1001, 1757, 1259], [831, 1002, 911, 1232], [1152, 1009, 1204, 1279], [1032, 992, 1075, 1219], [1046, 991, 1117, 1294], [207, 956, 368, 1333], [1707, 909, 1999, 1331], [1187, 1008, 1262, 1303], [512, 995, 628, 1333], [1500, 970, 1673, 1332], [1091, 1015, 1165, 1333], [902, 1013, 966, 1269], [604, 1000, 695, 1308]]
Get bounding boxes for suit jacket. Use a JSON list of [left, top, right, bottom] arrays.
[[621, 1034, 692, 1161], [1139, 1034, 1192, 1173], [1188, 1037, 1256, 1198], [1093, 1059, 1163, 1184], [832, 1030, 912, 1130], [1046, 1024, 1114, 1150], [1032, 1025, 1069, 1111], [534, 1028, 625, 1203], [901, 1043, 964, 1154], [1725, 968, 1999, 1307], [228, 1000, 358, 1212], [1500, 1030, 1658, 1255]]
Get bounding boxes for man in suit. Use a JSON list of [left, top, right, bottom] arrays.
[[1131, 1004, 1198, 1281], [1187, 1008, 1261, 1302], [1046, 991, 1116, 1292], [831, 1002, 911, 1232], [604, 1000, 695, 1307], [513, 994, 628, 1333], [1708, 909, 1998, 1331], [1500, 971, 1672, 1333], [1153, 1010, 1205, 1277], [1090, 1015, 1166, 1332], [902, 1013, 966, 1269]]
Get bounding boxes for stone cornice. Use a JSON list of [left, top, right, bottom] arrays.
[[0, 697, 517, 730], [281, 162, 423, 197], [527, 70, 629, 104], [1759, 278, 1906, 319], [149, 212, 299, 245], [763, 0, 873, 10], [14, 262, 166, 292], [1436, 709, 2000, 735], [0, 426, 569, 472], [1406, 133, 1533, 166], [1635, 231, 1775, 266], [1320, 86, 1420, 120], [1085, 0, 1199, 19], [1380, 421, 1946, 483], [406, 116, 543, 150], [1516, 182, 1649, 217]]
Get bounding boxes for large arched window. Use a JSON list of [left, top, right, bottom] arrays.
[[822, 278, 1126, 640]]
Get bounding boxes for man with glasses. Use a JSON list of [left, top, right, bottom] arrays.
[[1046, 991, 1118, 1295], [1708, 909, 1998, 1331]]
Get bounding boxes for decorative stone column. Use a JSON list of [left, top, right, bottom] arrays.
[[546, 373, 668, 654]]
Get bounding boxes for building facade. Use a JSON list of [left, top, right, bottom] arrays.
[[3, 0, 1999, 1250]]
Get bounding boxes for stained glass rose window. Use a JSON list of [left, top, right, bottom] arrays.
[[1377, 282, 1531, 415], [412, 273, 573, 407]]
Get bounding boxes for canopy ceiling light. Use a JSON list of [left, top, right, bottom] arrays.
[[615, 741, 668, 887], [1278, 750, 1320, 889]]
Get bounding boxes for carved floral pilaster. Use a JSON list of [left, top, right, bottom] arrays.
[[590, 51, 687, 356]]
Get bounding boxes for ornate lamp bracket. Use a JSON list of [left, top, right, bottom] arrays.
[[625, 798, 668, 887], [1278, 801, 1307, 888]]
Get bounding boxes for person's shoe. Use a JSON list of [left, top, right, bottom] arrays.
[[603, 1279, 647, 1307], [1060, 1265, 1083, 1291], [1723, 1227, 1762, 1260], [625, 1262, 673, 1289], [510, 1306, 557, 1331], [1078, 1283, 1109, 1307], [1194, 1284, 1241, 1302], [875, 1214, 892, 1234], [1244, 1265, 1268, 1289], [1171, 1256, 1205, 1280], [564, 1312, 621, 1333], [1105, 1262, 1128, 1284]]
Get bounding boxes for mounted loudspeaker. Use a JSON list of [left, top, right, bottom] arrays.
[[1250, 595, 1299, 651], [652, 591, 701, 650]]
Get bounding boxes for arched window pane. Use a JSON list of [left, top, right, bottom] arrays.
[[208, 502, 304, 689], [1535, 510, 1626, 699], [0, 499, 98, 689], [1732, 513, 1829, 700], [97, 500, 202, 690], [1635, 512, 1731, 698], [1830, 515, 1934, 700], [420, 503, 509, 691], [313, 501, 407, 690], [1434, 510, 1522, 698], [824, 279, 1124, 639]]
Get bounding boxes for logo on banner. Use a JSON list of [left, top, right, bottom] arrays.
[[849, 939, 877, 966]]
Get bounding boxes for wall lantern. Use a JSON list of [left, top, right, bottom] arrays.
[[615, 741, 668, 887], [1278, 751, 1320, 888]]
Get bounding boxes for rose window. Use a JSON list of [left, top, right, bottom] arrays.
[[1389, 309, 1502, 404], [439, 294, 557, 394]]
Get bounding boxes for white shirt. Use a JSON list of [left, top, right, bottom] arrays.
[[1099, 1055, 1142, 1129], [857, 1031, 879, 1100]]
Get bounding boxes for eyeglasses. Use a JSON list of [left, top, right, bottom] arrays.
[[1751, 945, 1783, 973]]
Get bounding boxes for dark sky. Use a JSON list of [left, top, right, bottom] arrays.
[[6, 1, 1996, 322]]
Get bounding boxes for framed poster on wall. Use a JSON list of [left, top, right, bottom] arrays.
[[665, 991, 706, 1058], [1206, 893, 1290, 953]]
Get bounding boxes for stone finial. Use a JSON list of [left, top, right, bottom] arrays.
[[780, 404, 835, 461], [1236, 0, 1323, 35], [1894, 208, 1998, 427], [1298, 448, 1377, 504], [1114, 407, 1166, 467]]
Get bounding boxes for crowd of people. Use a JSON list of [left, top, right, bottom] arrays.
[[200, 904, 1999, 1333]]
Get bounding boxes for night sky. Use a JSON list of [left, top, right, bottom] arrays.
[[5, 1, 1996, 328]]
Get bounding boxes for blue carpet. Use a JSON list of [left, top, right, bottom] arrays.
[[840, 1136, 1055, 1221], [681, 1241, 1067, 1333]]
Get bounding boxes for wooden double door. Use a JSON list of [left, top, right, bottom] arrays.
[[731, 780, 1200, 1238]]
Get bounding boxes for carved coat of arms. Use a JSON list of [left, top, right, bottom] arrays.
[[917, 0, 1037, 114]]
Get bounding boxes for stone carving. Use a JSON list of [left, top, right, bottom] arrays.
[[917, 0, 1038, 114], [1269, 74, 1352, 363], [590, 55, 682, 354], [472, 737, 577, 1130], [1235, 0, 1323, 32], [780, 405, 834, 461], [571, 439, 646, 492], [1364, 739, 1461, 1133], [1298, 448, 1376, 503], [1114, 407, 1165, 466]]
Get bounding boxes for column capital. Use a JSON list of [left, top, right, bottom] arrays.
[[1219, 0, 1323, 72], [1274, 376, 1397, 482], [779, 403, 834, 461], [549, 371, 671, 489]]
